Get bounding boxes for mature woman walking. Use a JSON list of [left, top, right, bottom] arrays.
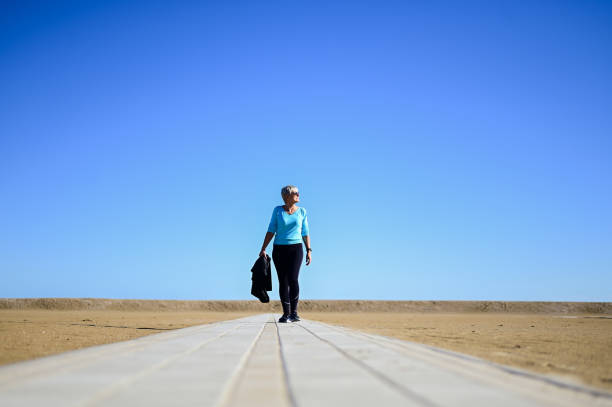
[[259, 185, 312, 323]]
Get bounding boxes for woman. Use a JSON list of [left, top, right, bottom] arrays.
[[259, 185, 312, 323]]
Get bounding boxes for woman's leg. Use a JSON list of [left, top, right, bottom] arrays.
[[288, 244, 304, 315], [272, 245, 291, 316]]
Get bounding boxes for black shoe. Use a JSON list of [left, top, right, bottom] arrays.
[[288, 312, 300, 322], [278, 314, 289, 323]]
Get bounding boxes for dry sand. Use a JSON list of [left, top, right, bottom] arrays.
[[1, 299, 610, 391]]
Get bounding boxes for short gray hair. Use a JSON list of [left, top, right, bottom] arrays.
[[281, 185, 299, 198]]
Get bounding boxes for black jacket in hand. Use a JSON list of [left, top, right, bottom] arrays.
[[251, 254, 272, 303]]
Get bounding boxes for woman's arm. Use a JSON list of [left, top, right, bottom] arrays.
[[260, 232, 275, 256], [303, 235, 311, 265], [302, 235, 310, 250]]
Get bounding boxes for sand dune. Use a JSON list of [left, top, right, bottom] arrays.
[[1, 298, 610, 314]]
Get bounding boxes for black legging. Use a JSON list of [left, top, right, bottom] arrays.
[[272, 243, 303, 314]]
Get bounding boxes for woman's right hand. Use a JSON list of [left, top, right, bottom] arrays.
[[259, 249, 267, 258]]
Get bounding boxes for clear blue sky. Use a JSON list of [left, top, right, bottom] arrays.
[[1, 1, 611, 301]]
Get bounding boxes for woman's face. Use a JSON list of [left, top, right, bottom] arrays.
[[283, 191, 300, 204]]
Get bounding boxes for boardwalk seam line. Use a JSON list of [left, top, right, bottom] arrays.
[[0, 315, 255, 389], [213, 316, 268, 407], [275, 315, 299, 407], [313, 320, 612, 402], [78, 323, 244, 407], [296, 321, 439, 407], [0, 325, 213, 390]]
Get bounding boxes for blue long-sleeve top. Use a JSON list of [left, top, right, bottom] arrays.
[[267, 205, 310, 245]]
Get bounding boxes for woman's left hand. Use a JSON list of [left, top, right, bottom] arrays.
[[305, 251, 311, 266]]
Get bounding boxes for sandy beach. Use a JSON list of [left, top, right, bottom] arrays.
[[1, 299, 610, 391]]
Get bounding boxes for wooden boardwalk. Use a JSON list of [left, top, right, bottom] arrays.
[[0, 314, 610, 407]]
